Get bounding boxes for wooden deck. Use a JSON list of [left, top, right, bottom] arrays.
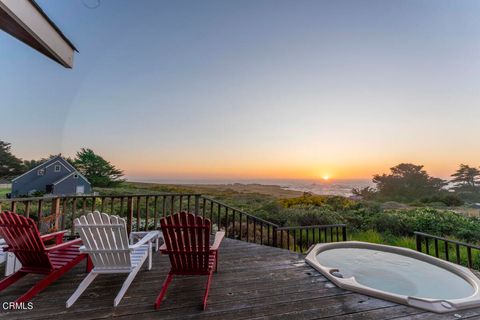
[[1, 238, 480, 319]]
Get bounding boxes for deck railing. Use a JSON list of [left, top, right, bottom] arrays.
[[0, 193, 347, 253], [277, 224, 347, 252], [0, 194, 202, 235], [199, 196, 280, 246], [414, 231, 480, 269]]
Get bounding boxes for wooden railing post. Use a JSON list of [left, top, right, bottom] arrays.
[[51, 197, 61, 231], [194, 194, 200, 215], [272, 226, 277, 247], [136, 196, 141, 231], [415, 233, 422, 252], [127, 197, 133, 234], [71, 198, 77, 235]]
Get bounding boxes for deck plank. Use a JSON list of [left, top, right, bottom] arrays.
[[0, 238, 476, 319]]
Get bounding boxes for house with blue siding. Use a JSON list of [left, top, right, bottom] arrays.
[[11, 155, 91, 198]]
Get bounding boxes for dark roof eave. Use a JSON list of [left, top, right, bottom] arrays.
[[28, 0, 78, 52]]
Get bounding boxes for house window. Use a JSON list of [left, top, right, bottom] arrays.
[[37, 169, 45, 176], [73, 174, 78, 179], [54, 165, 61, 172]]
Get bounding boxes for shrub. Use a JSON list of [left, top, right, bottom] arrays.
[[282, 205, 345, 226], [420, 194, 464, 207]]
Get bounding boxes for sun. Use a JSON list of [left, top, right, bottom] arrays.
[[322, 175, 330, 181]]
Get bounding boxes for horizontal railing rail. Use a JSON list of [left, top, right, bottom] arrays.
[[414, 231, 480, 269], [0, 193, 348, 253], [199, 196, 279, 247], [0, 193, 202, 235]]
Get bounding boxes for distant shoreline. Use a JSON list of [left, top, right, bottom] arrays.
[[125, 179, 373, 198]]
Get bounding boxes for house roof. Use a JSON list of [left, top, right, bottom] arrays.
[[53, 171, 90, 186], [11, 155, 79, 182], [0, 0, 77, 68]]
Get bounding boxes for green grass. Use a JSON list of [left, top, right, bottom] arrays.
[[349, 230, 416, 249], [0, 188, 9, 198]]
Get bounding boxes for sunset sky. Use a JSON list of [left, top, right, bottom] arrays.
[[1, 0, 480, 181]]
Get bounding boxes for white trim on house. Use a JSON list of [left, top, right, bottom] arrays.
[[45, 160, 72, 172], [52, 171, 90, 186], [0, 0, 76, 68], [12, 156, 59, 182], [52, 172, 75, 186], [12, 156, 76, 182]]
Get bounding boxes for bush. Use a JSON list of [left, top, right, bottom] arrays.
[[282, 205, 345, 226], [455, 192, 480, 203], [420, 194, 464, 207], [269, 195, 480, 244], [280, 194, 358, 211]]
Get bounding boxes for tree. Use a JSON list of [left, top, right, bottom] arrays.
[[73, 148, 124, 187], [450, 164, 480, 193], [373, 163, 446, 202], [351, 186, 377, 200], [23, 155, 57, 170], [0, 140, 25, 178]]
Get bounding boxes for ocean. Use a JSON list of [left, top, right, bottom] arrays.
[[128, 178, 374, 197], [280, 179, 374, 197]]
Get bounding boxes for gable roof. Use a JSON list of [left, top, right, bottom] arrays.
[[53, 171, 90, 186], [12, 155, 78, 182], [45, 159, 72, 172]]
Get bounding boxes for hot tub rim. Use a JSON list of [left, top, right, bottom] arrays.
[[305, 241, 480, 313]]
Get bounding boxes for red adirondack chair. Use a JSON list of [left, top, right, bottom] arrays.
[[155, 211, 225, 310], [0, 211, 90, 302]]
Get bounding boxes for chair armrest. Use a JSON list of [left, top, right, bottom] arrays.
[[129, 231, 159, 250], [41, 230, 68, 244], [0, 239, 8, 252], [210, 231, 225, 251], [46, 238, 82, 252]]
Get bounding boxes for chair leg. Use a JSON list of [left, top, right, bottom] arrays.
[[154, 273, 173, 310], [66, 272, 98, 308], [147, 241, 152, 270], [0, 271, 26, 291], [114, 266, 142, 307], [86, 256, 93, 272], [16, 269, 64, 303], [202, 271, 214, 310], [16, 254, 86, 303]]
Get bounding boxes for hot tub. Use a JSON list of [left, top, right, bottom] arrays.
[[305, 241, 480, 313]]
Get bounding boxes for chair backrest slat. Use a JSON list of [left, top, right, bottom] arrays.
[[0, 211, 53, 270], [186, 212, 195, 270], [74, 212, 131, 269], [160, 212, 211, 273], [110, 215, 130, 266]]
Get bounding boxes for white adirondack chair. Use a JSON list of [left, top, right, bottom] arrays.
[[1, 238, 21, 276], [66, 211, 160, 307]]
